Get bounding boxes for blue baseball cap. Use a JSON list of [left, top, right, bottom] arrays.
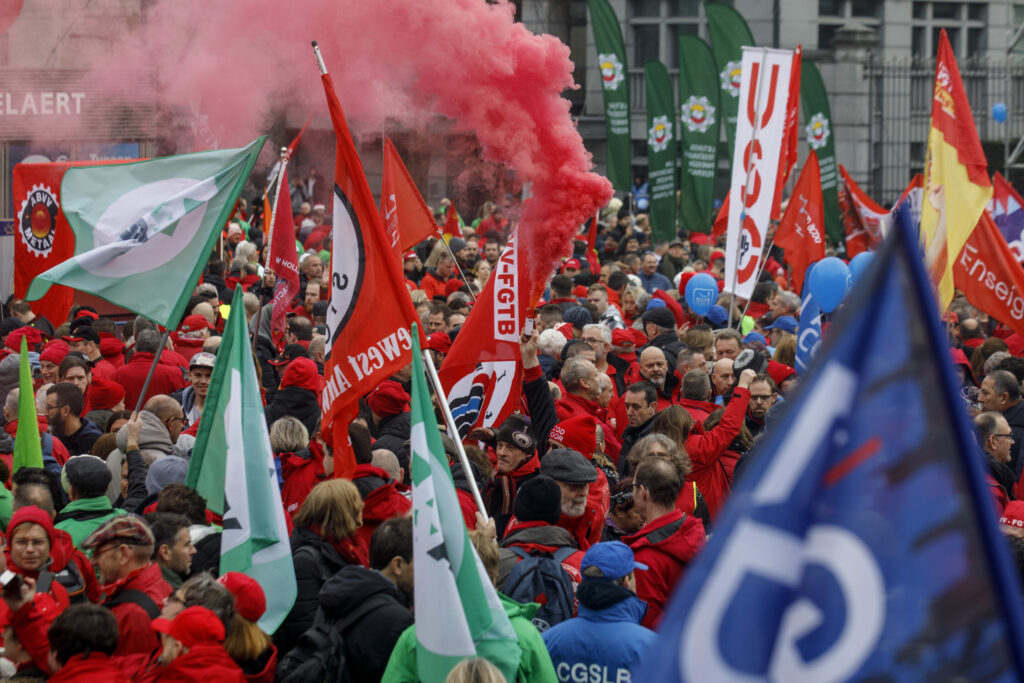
[[580, 541, 648, 581], [743, 332, 767, 346], [765, 315, 798, 334], [704, 305, 728, 329]]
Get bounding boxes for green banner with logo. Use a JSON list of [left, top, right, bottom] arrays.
[[586, 0, 631, 192], [800, 60, 841, 243], [644, 60, 678, 242], [677, 35, 720, 233], [705, 2, 754, 164]]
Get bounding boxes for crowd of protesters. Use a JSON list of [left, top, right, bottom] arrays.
[[1, 181, 1023, 682]]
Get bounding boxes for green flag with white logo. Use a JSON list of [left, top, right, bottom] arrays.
[[407, 324, 521, 682], [26, 138, 264, 328], [644, 60, 678, 242], [185, 286, 296, 633], [586, 0, 631, 192], [801, 60, 842, 243], [705, 2, 755, 164], [678, 35, 721, 233]]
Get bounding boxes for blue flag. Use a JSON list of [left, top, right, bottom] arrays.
[[639, 204, 1024, 681], [795, 290, 821, 374]]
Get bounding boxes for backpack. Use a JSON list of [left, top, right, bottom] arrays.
[[503, 546, 576, 632], [276, 592, 394, 683], [103, 588, 160, 619]]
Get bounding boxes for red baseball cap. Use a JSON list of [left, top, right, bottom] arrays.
[[611, 329, 634, 347], [218, 572, 266, 622], [180, 314, 211, 334], [151, 606, 225, 647], [563, 258, 582, 271], [427, 332, 452, 354]]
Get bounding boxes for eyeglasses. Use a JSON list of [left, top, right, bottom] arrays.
[[581, 338, 604, 345], [749, 394, 774, 402], [994, 433, 1015, 442]]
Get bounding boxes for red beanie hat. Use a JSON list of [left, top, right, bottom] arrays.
[[218, 572, 266, 622], [7, 505, 55, 548], [89, 377, 126, 411], [5, 327, 43, 352], [678, 272, 695, 296], [39, 339, 70, 365], [766, 359, 797, 386], [367, 381, 410, 417], [444, 278, 465, 297], [280, 357, 320, 393], [548, 414, 598, 459]]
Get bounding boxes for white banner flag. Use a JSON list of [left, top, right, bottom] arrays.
[[724, 47, 794, 300]]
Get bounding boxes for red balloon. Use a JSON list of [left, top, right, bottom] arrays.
[[0, 0, 24, 36]]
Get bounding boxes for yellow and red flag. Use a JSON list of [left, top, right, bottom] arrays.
[[921, 29, 992, 310]]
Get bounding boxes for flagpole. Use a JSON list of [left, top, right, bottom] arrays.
[[738, 235, 775, 321], [729, 47, 771, 330], [132, 328, 172, 413], [437, 230, 478, 303], [253, 147, 289, 354], [420, 349, 488, 518]]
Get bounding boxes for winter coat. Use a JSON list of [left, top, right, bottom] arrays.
[[264, 388, 320, 438], [352, 465, 411, 550], [319, 564, 413, 683], [275, 527, 355, 656], [542, 580, 655, 682], [278, 448, 325, 519], [522, 365, 559, 458], [1004, 399, 1024, 478], [686, 386, 750, 519], [113, 351, 187, 410], [103, 562, 172, 656], [623, 509, 706, 629], [373, 412, 411, 457], [154, 643, 244, 682], [619, 417, 655, 475], [1, 592, 64, 675], [56, 417, 103, 457], [54, 496, 127, 548], [497, 521, 584, 589], [484, 453, 541, 539], [381, 593, 557, 683], [553, 393, 621, 462], [49, 653, 130, 683]]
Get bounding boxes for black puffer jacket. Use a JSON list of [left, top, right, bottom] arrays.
[[265, 386, 321, 437], [373, 412, 411, 457]]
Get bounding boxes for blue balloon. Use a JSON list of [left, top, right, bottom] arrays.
[[807, 256, 851, 314], [848, 251, 875, 288], [993, 102, 1008, 123], [685, 273, 719, 316]]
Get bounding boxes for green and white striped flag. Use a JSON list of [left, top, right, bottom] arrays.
[[185, 286, 296, 633], [26, 138, 264, 328], [408, 324, 522, 682]]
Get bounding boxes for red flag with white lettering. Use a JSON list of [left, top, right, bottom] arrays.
[[381, 138, 439, 260], [319, 72, 422, 479], [439, 232, 528, 438], [774, 151, 825, 294], [268, 165, 300, 334], [954, 210, 1024, 337]]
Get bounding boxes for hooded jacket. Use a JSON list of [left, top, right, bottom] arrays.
[[484, 453, 541, 539], [318, 564, 413, 683], [113, 352, 187, 409], [372, 412, 411, 457], [497, 521, 584, 589], [103, 562, 172, 656], [250, 304, 281, 402], [154, 642, 244, 682], [277, 448, 325, 520], [542, 580, 655, 681], [351, 465, 411, 550], [381, 593, 558, 683], [54, 496, 127, 548], [264, 359, 321, 438], [49, 652, 130, 683], [623, 509, 706, 629], [686, 386, 750, 519]]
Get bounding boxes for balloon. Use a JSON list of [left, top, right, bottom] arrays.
[[993, 102, 1008, 124], [848, 251, 875, 288], [807, 256, 851, 314], [685, 272, 719, 316]]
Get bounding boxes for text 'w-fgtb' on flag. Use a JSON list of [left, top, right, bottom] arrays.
[[184, 287, 297, 633], [439, 232, 527, 438], [25, 138, 264, 329], [639, 204, 1024, 682], [405, 325, 522, 683], [317, 59, 421, 479]]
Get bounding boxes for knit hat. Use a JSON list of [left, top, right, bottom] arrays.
[[641, 307, 675, 330], [62, 455, 113, 497], [562, 306, 593, 331], [145, 456, 189, 496], [540, 448, 598, 485], [88, 378, 126, 411], [6, 326, 43, 352], [512, 475, 562, 525], [448, 237, 467, 253], [81, 513, 154, 550], [6, 505, 55, 548], [496, 415, 536, 454], [367, 381, 410, 417], [151, 606, 225, 647], [280, 357, 320, 392], [548, 415, 597, 458], [218, 572, 267, 622], [39, 339, 70, 366]]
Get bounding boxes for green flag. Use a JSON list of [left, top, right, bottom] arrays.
[[26, 138, 265, 328], [644, 60, 678, 242], [185, 286, 296, 633], [801, 60, 842, 243], [705, 2, 755, 163], [13, 337, 42, 473], [586, 0, 631, 192], [408, 324, 521, 682], [677, 35, 721, 233]]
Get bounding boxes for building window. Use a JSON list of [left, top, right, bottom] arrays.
[[817, 0, 882, 50], [629, 0, 708, 70], [911, 2, 987, 57]]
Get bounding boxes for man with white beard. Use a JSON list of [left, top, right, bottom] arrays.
[[541, 449, 603, 552]]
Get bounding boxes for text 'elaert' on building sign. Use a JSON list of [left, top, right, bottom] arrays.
[[0, 92, 86, 116]]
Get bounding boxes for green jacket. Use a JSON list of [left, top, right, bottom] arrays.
[[381, 594, 557, 683], [54, 496, 126, 548], [0, 486, 12, 531]]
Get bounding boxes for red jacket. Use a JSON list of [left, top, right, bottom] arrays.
[[623, 509, 706, 629], [1, 592, 64, 674], [103, 562, 172, 657], [279, 450, 326, 520], [91, 357, 118, 382], [154, 642, 244, 682], [685, 387, 750, 520], [114, 352, 188, 410], [556, 504, 603, 552], [678, 397, 718, 423], [171, 336, 206, 366], [352, 465, 412, 549], [554, 393, 622, 462], [500, 520, 585, 583], [50, 653, 130, 683], [420, 271, 455, 301]]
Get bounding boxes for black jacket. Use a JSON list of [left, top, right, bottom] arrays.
[[619, 417, 655, 476], [373, 412, 411, 457], [319, 565, 413, 683], [265, 387, 321, 437], [645, 332, 685, 371], [1004, 400, 1024, 478], [276, 527, 353, 657]]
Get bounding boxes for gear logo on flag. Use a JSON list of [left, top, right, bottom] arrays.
[[598, 53, 625, 91], [806, 112, 831, 150], [18, 184, 58, 257], [720, 60, 742, 98], [681, 96, 716, 133], [648, 115, 673, 153]]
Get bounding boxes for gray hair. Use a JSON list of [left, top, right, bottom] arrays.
[[235, 240, 258, 263], [775, 291, 801, 315], [537, 329, 567, 358], [135, 328, 162, 354], [681, 369, 711, 401], [4, 387, 18, 415], [270, 416, 309, 453], [985, 351, 1012, 377], [194, 283, 219, 301], [561, 357, 596, 393], [582, 324, 610, 344]]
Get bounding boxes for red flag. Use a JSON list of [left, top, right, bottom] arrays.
[[839, 164, 888, 255], [381, 138, 439, 260], [268, 165, 300, 334], [585, 212, 600, 273], [774, 151, 825, 294], [712, 192, 729, 239], [319, 72, 421, 479], [442, 204, 463, 238], [284, 114, 313, 163], [955, 211, 1024, 337], [439, 231, 531, 437], [772, 46, 802, 220]]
